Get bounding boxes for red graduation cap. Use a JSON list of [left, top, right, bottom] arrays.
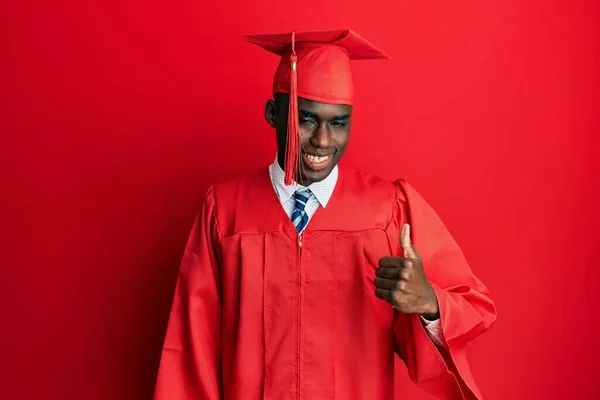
[[243, 29, 391, 185]]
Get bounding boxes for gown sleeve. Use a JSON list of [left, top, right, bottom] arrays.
[[389, 179, 497, 400], [154, 186, 223, 400]]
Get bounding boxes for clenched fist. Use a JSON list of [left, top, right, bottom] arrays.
[[374, 224, 440, 320]]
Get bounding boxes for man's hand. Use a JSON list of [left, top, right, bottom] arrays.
[[374, 224, 440, 320]]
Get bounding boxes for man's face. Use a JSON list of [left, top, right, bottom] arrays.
[[266, 95, 353, 186]]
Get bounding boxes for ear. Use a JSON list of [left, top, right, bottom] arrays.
[[264, 99, 277, 128]]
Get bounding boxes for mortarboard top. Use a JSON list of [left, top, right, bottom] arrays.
[[243, 29, 390, 185]]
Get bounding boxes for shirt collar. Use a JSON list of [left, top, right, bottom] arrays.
[[268, 156, 338, 208]]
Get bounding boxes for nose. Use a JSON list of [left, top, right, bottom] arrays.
[[310, 124, 333, 148]]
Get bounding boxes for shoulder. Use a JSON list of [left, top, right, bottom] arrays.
[[201, 166, 273, 231], [337, 165, 408, 203], [205, 165, 270, 203], [198, 166, 271, 225]]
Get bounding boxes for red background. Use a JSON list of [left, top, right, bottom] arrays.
[[2, 0, 599, 399]]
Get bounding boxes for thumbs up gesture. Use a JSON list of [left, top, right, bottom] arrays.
[[374, 224, 440, 320]]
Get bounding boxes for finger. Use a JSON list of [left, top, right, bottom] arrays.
[[378, 256, 404, 268], [374, 277, 397, 290], [400, 224, 420, 260], [375, 267, 401, 279], [380, 256, 415, 270], [374, 288, 392, 303], [375, 268, 411, 283]]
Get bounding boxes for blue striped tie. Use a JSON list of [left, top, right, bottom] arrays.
[[291, 189, 313, 233]]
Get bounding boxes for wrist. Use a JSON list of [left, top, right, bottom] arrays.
[[421, 307, 440, 321], [421, 290, 440, 320]]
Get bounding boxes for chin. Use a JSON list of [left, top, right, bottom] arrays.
[[298, 167, 332, 185]]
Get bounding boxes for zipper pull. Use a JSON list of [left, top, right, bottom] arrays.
[[298, 234, 303, 250]]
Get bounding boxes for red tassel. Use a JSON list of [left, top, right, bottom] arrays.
[[284, 32, 299, 186]]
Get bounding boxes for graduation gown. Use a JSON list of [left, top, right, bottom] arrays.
[[153, 166, 496, 400]]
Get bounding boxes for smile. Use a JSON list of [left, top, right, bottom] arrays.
[[302, 152, 332, 171]]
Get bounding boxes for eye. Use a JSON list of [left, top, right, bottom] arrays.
[[300, 118, 316, 126], [330, 121, 347, 128]]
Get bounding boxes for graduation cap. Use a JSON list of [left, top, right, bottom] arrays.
[[243, 29, 390, 185]]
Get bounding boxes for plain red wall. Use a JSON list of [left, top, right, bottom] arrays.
[[2, 0, 599, 399]]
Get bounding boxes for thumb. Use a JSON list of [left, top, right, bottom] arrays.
[[400, 224, 420, 259]]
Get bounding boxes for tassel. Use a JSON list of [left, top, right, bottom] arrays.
[[284, 31, 299, 186]]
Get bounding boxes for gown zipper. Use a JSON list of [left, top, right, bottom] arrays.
[[297, 233, 303, 399]]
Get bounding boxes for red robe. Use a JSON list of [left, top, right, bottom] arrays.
[[154, 166, 497, 399]]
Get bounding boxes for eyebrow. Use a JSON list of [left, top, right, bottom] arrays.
[[299, 109, 318, 118], [299, 109, 350, 121]]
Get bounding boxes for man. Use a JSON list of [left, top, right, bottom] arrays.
[[154, 29, 496, 400]]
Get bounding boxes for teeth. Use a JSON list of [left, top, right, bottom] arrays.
[[306, 154, 329, 163]]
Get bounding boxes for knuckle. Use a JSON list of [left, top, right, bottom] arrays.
[[395, 280, 407, 291], [401, 269, 412, 281], [391, 291, 402, 306], [392, 292, 409, 310]]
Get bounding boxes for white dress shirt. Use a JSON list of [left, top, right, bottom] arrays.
[[268, 158, 445, 346]]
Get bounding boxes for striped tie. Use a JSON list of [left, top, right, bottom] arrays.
[[291, 189, 313, 233]]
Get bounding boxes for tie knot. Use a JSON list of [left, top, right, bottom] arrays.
[[294, 188, 313, 204]]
